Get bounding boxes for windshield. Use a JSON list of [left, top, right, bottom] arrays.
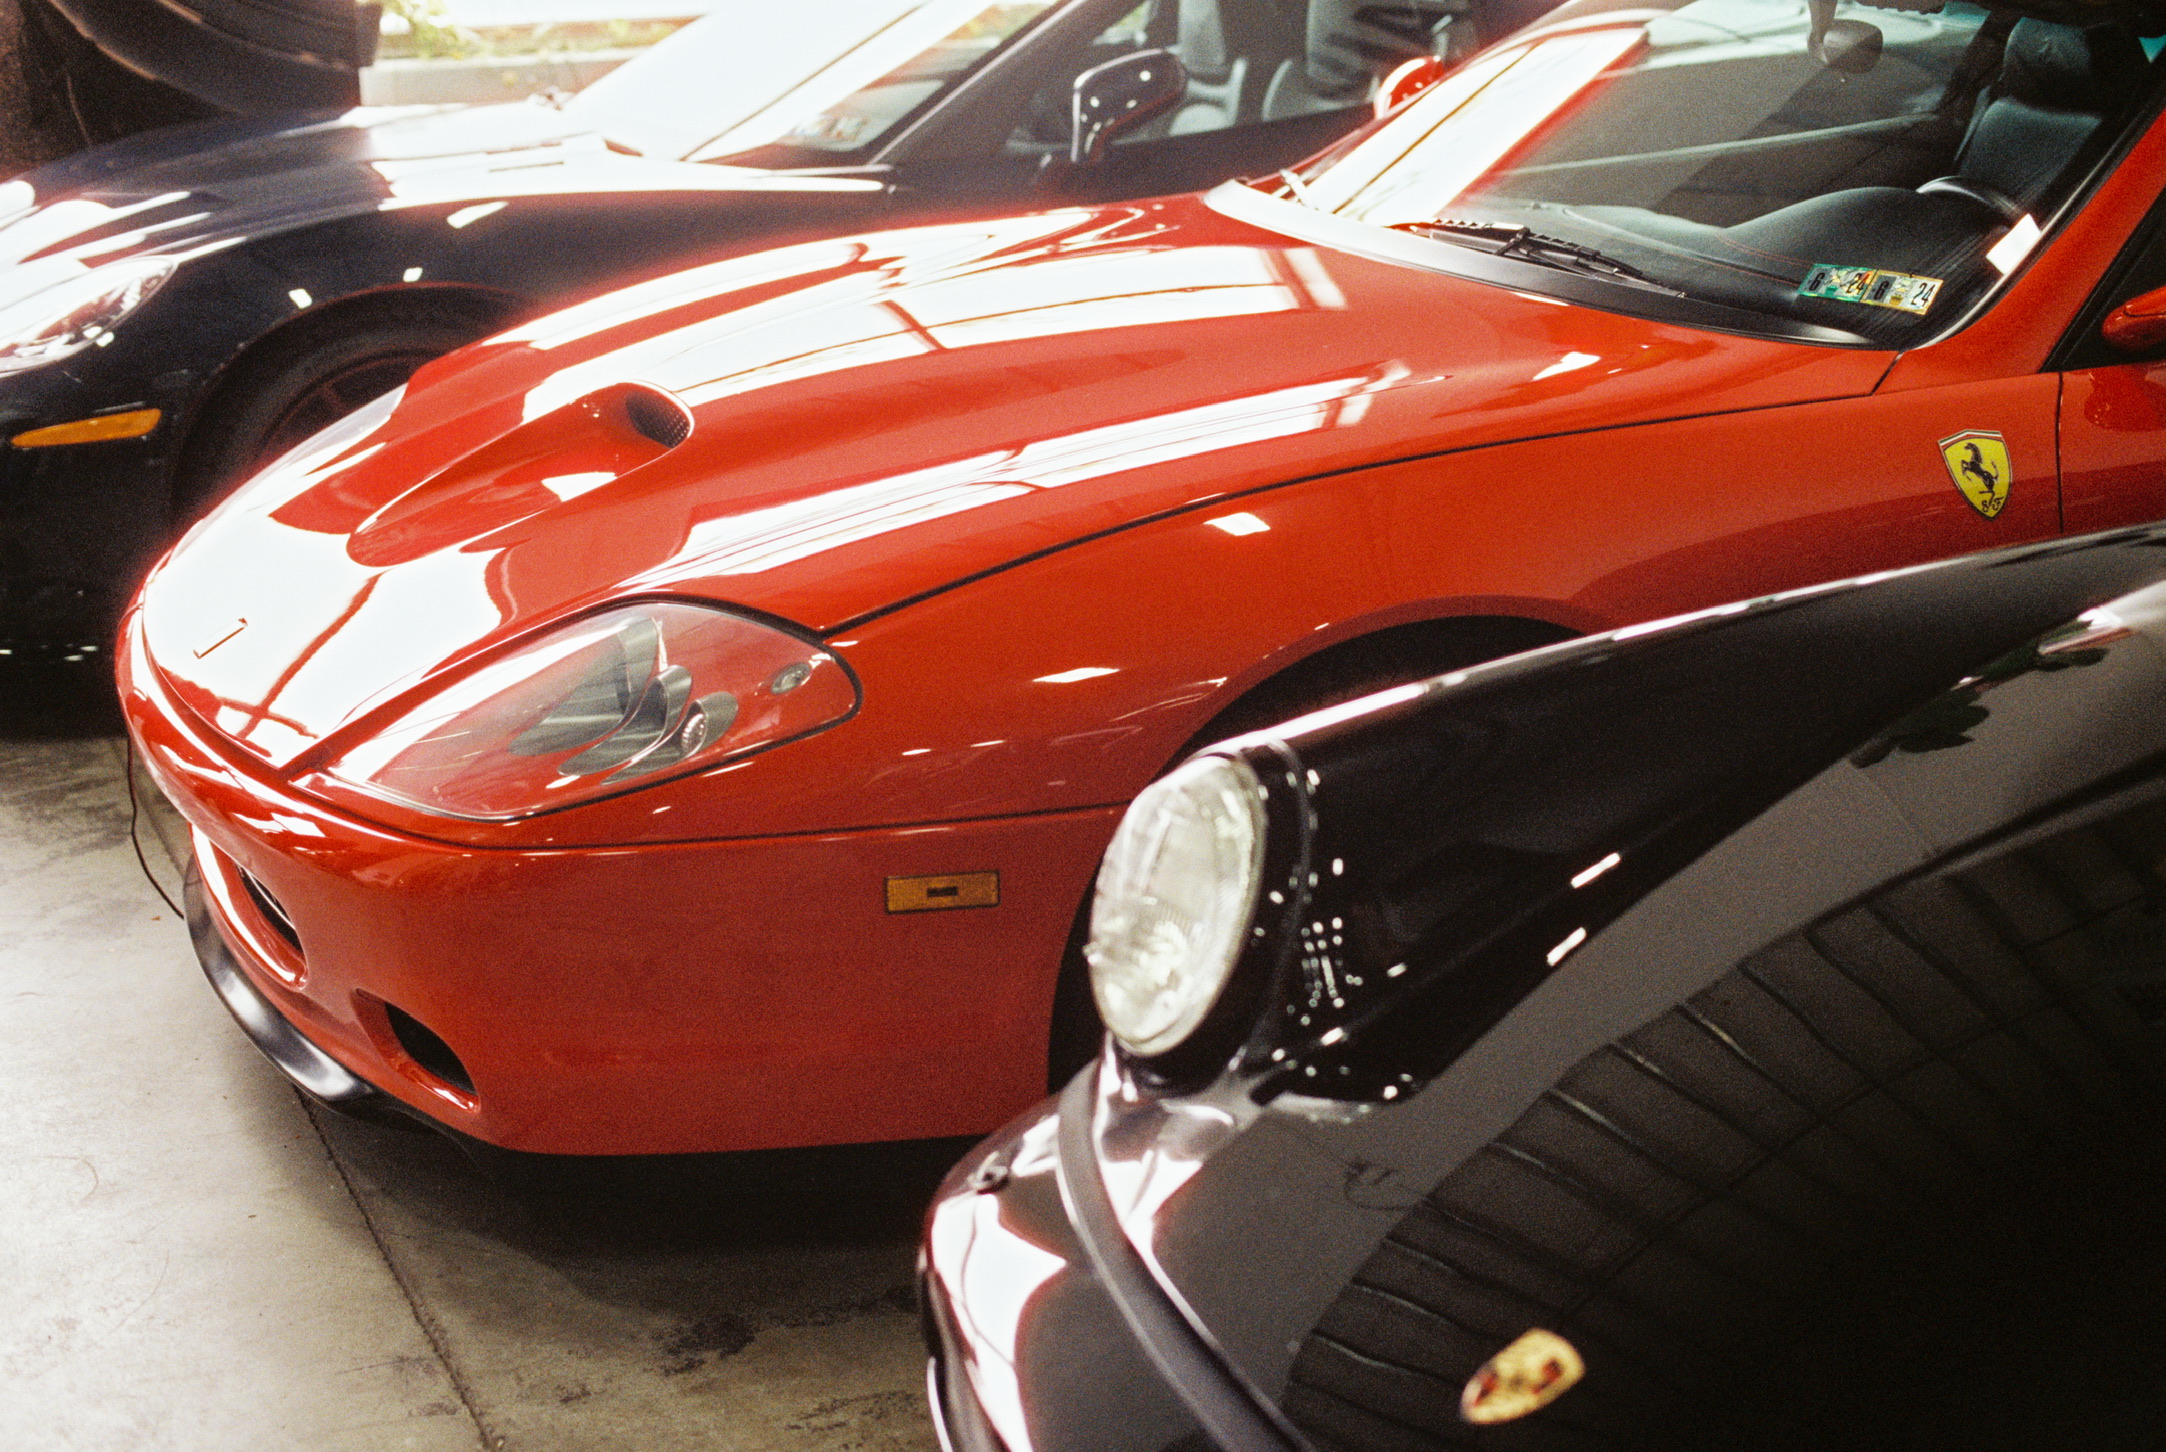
[[1278, 0, 2166, 345], [565, 0, 1058, 161]]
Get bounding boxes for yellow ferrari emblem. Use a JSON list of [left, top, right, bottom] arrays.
[[1460, 1328, 1584, 1424], [1939, 430, 2012, 519]]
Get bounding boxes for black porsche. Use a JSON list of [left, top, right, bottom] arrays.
[[923, 524, 2166, 1451], [0, 0, 1530, 647]]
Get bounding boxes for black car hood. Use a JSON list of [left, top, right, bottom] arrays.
[[0, 100, 817, 282]]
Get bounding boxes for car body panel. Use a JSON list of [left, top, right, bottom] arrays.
[[125, 614, 1120, 1152], [141, 193, 1895, 786], [1, 0, 1442, 643], [119, 1, 2166, 1158], [965, 529, 2166, 1450], [922, 1106, 1211, 1452], [2062, 357, 2166, 533]]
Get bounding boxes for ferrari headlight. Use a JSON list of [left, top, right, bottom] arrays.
[[1085, 755, 1267, 1057], [309, 601, 858, 820], [0, 257, 176, 376]]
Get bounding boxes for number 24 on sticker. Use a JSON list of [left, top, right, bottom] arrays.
[[1799, 263, 1943, 315]]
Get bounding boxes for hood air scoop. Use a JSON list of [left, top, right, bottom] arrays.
[[346, 383, 691, 568]]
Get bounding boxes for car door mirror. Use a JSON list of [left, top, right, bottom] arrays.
[[1070, 49, 1188, 166], [2103, 285, 2166, 354], [1375, 55, 1449, 118], [1814, 18, 1882, 73]]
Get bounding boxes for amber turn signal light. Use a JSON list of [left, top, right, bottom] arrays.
[[11, 407, 162, 448], [886, 872, 999, 913]]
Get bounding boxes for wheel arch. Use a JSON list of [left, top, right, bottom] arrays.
[[1158, 603, 1587, 772], [1045, 603, 1584, 1088], [168, 280, 532, 514]]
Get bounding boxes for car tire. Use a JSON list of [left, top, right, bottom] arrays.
[[171, 293, 518, 520], [1044, 617, 1579, 1089]]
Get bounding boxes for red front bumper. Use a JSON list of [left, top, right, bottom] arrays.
[[120, 617, 1117, 1156]]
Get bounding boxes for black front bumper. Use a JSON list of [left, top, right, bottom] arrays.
[[921, 1071, 1310, 1452], [0, 416, 175, 648], [180, 855, 435, 1135], [922, 1091, 1214, 1452]]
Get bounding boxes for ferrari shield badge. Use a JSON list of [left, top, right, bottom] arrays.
[[1939, 430, 2013, 519], [1460, 1328, 1585, 1425]]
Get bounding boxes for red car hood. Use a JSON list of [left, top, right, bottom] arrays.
[[139, 191, 1889, 768]]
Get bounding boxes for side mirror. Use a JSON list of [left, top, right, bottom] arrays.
[[1815, 18, 1882, 72], [1375, 55, 1449, 119], [1070, 49, 1188, 166], [1805, 0, 1880, 72], [2104, 284, 2166, 354]]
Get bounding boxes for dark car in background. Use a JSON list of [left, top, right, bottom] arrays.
[[924, 525, 2166, 1452], [0, 0, 1537, 648]]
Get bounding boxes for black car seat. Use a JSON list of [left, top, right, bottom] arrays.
[[1556, 15, 2154, 312], [1262, 0, 1462, 118], [1711, 16, 2153, 275], [1169, 0, 1309, 131], [1918, 16, 2153, 220]]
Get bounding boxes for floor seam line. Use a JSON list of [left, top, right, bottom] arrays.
[[302, 1093, 505, 1452]]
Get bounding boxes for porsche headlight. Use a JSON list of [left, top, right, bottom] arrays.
[[308, 602, 858, 820], [0, 257, 176, 376], [1085, 755, 1267, 1057]]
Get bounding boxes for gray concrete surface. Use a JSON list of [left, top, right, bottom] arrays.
[[0, 663, 952, 1451]]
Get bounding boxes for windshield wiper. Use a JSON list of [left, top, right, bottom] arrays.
[[1243, 168, 1318, 208], [1390, 219, 1680, 292], [1276, 168, 1319, 209]]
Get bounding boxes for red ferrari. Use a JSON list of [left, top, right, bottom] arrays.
[[122, 0, 2166, 1156]]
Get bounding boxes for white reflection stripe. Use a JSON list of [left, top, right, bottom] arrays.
[[499, 238, 866, 351], [637, 372, 1386, 578]]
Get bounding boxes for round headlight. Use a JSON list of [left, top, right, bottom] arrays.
[[1086, 755, 1268, 1057], [306, 601, 859, 820], [0, 257, 176, 376]]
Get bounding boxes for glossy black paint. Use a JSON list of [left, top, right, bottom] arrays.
[[1221, 532, 2166, 1104], [2, 0, 1514, 645], [45, 0, 377, 111], [925, 524, 2166, 1451], [923, 1101, 1215, 1452]]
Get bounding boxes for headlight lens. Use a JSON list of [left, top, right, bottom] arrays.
[[0, 257, 176, 376], [1086, 754, 1267, 1057], [309, 601, 858, 820]]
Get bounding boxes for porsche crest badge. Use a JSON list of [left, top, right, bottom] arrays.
[[1938, 430, 2012, 519], [1460, 1328, 1584, 1425]]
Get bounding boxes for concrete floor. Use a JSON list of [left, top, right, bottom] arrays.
[[1, 663, 957, 1451]]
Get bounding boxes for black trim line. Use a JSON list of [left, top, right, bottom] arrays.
[[817, 370, 1891, 639], [1053, 1069, 1306, 1452], [184, 857, 380, 1106]]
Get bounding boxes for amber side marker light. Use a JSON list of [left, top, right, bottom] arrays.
[[886, 872, 999, 913], [12, 407, 162, 448]]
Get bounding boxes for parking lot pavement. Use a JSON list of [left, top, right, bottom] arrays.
[[314, 1116, 957, 1452], [1, 661, 951, 1451]]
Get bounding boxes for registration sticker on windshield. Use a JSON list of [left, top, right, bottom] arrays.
[[1797, 264, 1943, 315]]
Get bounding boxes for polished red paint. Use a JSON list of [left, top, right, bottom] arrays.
[[2101, 283, 2166, 354], [120, 107, 2166, 1154]]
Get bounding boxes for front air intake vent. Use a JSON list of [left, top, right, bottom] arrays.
[[385, 1004, 475, 1094], [238, 868, 302, 955], [623, 386, 692, 449]]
